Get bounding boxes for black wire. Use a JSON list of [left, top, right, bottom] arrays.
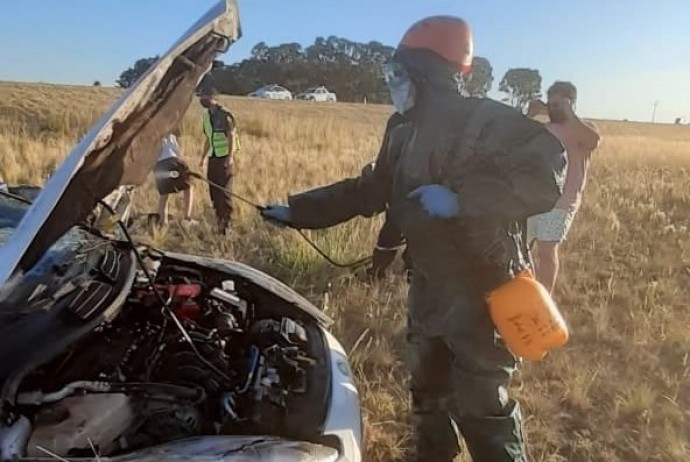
[[0, 189, 33, 205], [294, 229, 372, 269], [3, 178, 374, 270], [189, 171, 374, 269], [189, 171, 264, 211]]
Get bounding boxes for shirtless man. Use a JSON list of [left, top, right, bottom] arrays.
[[528, 81, 601, 293]]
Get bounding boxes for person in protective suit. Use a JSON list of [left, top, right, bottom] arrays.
[[261, 16, 566, 462]]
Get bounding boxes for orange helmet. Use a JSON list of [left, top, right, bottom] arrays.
[[399, 16, 473, 76]]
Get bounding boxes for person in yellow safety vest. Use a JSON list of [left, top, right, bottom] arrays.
[[198, 88, 239, 235]]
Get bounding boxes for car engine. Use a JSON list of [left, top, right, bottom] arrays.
[[14, 261, 324, 458]]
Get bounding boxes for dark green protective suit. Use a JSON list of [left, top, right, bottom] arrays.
[[285, 50, 566, 461], [358, 162, 411, 280]]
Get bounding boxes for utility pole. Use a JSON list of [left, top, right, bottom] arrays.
[[652, 100, 659, 123]]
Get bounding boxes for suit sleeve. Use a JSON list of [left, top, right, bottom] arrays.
[[452, 118, 567, 223], [287, 113, 406, 229]]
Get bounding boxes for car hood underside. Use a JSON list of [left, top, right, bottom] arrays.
[[0, 0, 241, 286]]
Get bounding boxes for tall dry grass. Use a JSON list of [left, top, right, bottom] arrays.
[[1, 82, 689, 461]]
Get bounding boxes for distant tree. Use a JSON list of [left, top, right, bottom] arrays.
[[205, 37, 395, 103], [460, 57, 493, 97], [116, 56, 159, 88], [499, 68, 542, 111], [250, 42, 269, 61], [93, 80, 102, 87]]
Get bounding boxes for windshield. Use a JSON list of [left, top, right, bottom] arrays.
[[0, 191, 88, 285], [0, 192, 30, 235]]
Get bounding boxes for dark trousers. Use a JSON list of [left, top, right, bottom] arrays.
[[207, 156, 233, 232], [407, 277, 526, 461]]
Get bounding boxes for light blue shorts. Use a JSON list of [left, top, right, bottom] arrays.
[[526, 208, 576, 244]]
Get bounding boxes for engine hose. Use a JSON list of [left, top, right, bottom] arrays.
[[117, 383, 206, 404], [188, 171, 374, 269], [17, 381, 112, 405], [16, 381, 205, 406], [237, 345, 261, 394]]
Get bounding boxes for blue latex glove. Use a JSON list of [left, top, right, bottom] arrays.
[[260, 205, 293, 227], [407, 184, 460, 218]]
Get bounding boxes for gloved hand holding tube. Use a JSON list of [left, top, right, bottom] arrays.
[[260, 204, 293, 228]]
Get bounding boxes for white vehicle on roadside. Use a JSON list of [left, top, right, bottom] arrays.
[[248, 84, 293, 100], [296, 86, 337, 102]]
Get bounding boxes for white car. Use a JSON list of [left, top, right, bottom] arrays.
[[248, 84, 293, 100], [0, 1, 362, 461], [297, 86, 337, 102]]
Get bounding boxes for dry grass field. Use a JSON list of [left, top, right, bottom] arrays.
[[1, 81, 689, 461]]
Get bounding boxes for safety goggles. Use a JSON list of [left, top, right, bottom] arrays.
[[381, 62, 410, 89]]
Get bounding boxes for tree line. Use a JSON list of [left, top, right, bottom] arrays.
[[115, 36, 544, 111]]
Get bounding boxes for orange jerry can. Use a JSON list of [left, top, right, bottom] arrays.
[[486, 269, 569, 360]]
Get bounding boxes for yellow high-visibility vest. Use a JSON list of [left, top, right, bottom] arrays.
[[203, 110, 230, 157]]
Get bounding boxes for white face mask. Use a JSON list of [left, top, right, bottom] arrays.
[[389, 78, 415, 114], [383, 62, 416, 114]]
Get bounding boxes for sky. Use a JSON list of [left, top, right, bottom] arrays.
[[0, 0, 688, 123]]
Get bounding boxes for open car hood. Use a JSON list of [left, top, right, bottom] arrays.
[[0, 0, 242, 287]]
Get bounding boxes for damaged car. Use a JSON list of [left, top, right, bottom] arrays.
[[0, 1, 362, 461]]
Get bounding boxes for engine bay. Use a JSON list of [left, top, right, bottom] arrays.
[[13, 257, 331, 458]]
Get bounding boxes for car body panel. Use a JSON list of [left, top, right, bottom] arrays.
[[0, 0, 241, 286], [320, 330, 363, 462]]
